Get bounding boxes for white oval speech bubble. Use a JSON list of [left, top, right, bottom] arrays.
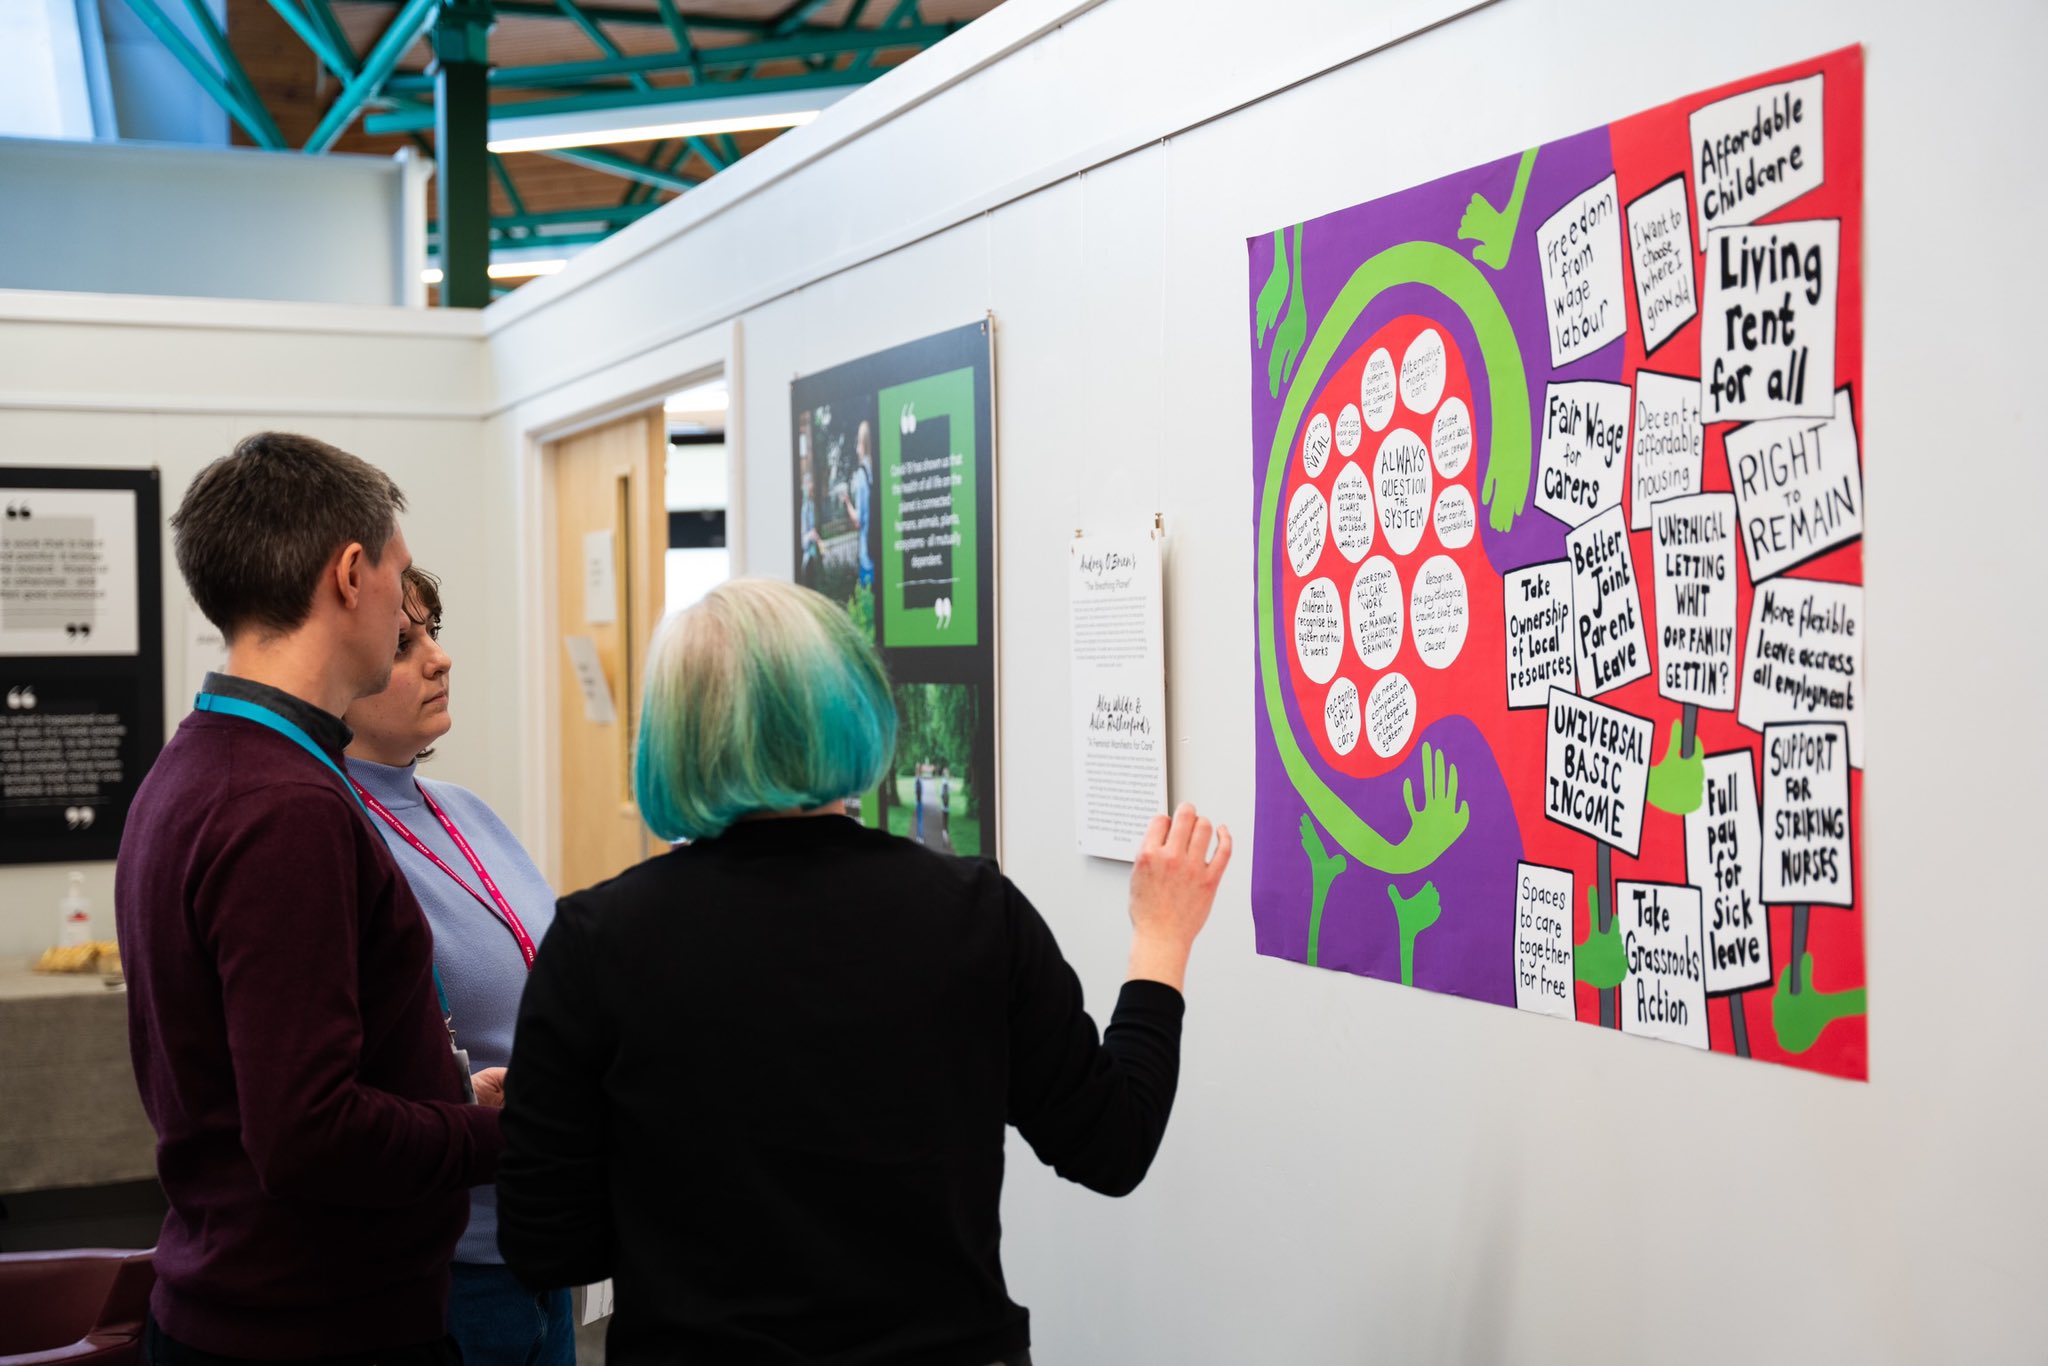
[[1401, 328, 1447, 414], [1349, 555, 1404, 669], [1360, 348, 1397, 432], [1431, 396, 1473, 478], [1366, 671, 1418, 759], [1409, 553, 1469, 670], [1330, 461, 1374, 563], [1324, 675, 1361, 756], [1284, 481, 1328, 578], [1293, 577, 1344, 685], [1432, 484, 1477, 549], [1335, 403, 1363, 458], [1301, 411, 1332, 479], [1373, 429, 1433, 557]]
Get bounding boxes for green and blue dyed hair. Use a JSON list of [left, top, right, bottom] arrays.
[[634, 577, 896, 842]]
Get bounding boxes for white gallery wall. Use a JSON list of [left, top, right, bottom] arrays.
[[0, 292, 507, 956], [485, 0, 2048, 1360], [0, 0, 2042, 1359]]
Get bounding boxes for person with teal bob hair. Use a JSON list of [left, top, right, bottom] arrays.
[[498, 577, 1231, 1366]]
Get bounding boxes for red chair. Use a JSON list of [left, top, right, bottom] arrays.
[[0, 1249, 154, 1365]]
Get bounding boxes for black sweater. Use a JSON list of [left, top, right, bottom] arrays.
[[497, 814, 1185, 1365]]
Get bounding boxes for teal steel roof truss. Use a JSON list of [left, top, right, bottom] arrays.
[[118, 0, 951, 290]]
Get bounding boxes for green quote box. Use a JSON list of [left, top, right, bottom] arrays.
[[878, 366, 978, 648]]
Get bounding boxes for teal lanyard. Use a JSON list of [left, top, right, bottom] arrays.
[[194, 691, 454, 1020]]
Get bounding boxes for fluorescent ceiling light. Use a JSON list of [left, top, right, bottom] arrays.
[[483, 87, 852, 155], [665, 381, 729, 414], [420, 259, 569, 284], [490, 110, 818, 155]]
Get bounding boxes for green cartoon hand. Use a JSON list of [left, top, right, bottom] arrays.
[[1772, 953, 1868, 1054], [1267, 225, 1307, 398], [1394, 741, 1471, 870], [1301, 813, 1349, 888], [1300, 813, 1349, 968], [1256, 229, 1291, 344], [1456, 147, 1536, 272], [1575, 884, 1625, 990], [1456, 194, 1511, 268], [1386, 881, 1443, 987], [1647, 719, 1704, 815]]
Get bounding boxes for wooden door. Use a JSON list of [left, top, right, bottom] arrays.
[[549, 408, 667, 895]]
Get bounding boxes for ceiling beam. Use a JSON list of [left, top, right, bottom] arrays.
[[116, 0, 284, 148], [623, 138, 694, 205], [769, 0, 836, 38], [304, 0, 359, 69], [267, 0, 357, 78], [488, 152, 530, 220], [651, 0, 699, 78], [378, 22, 954, 95], [180, 0, 288, 147], [552, 0, 655, 93], [427, 203, 664, 238], [368, 67, 872, 134], [685, 134, 730, 172], [348, 0, 823, 31], [304, 0, 441, 151], [539, 146, 702, 193]]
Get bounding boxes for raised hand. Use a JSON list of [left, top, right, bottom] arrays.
[[1647, 719, 1704, 815], [1574, 884, 1625, 990], [1267, 224, 1308, 398], [1255, 229, 1290, 344], [1127, 802, 1234, 991], [1771, 952, 1867, 1054], [1386, 881, 1443, 987], [1457, 146, 1536, 271], [1392, 740, 1471, 870], [1300, 813, 1349, 968]]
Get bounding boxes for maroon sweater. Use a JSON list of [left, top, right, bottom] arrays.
[[116, 684, 502, 1358]]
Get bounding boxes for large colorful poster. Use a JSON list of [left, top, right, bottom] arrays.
[[1249, 48, 1866, 1077], [792, 319, 1000, 858]]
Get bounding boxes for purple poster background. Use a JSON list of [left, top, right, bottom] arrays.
[[1248, 129, 1617, 1005]]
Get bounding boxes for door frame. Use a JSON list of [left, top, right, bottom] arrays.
[[508, 319, 745, 886]]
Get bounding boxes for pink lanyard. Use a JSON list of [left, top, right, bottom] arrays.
[[352, 781, 537, 970]]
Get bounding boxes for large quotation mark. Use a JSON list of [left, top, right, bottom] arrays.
[[3, 503, 31, 520], [5, 686, 37, 710], [63, 623, 93, 640], [65, 806, 97, 830]]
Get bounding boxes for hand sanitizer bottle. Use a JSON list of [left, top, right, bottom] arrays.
[[60, 871, 92, 947]]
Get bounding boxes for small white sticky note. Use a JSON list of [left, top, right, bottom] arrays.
[[583, 529, 618, 625], [562, 634, 618, 726]]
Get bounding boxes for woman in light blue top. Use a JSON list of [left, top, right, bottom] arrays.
[[343, 567, 574, 1366]]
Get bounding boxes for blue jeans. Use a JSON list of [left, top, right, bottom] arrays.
[[449, 1262, 575, 1366]]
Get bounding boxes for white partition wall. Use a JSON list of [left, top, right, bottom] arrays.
[[0, 0, 2042, 1357], [0, 291, 501, 955], [485, 1, 2048, 1361], [0, 138, 429, 306]]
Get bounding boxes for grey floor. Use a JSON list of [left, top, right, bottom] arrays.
[[575, 1311, 607, 1364]]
